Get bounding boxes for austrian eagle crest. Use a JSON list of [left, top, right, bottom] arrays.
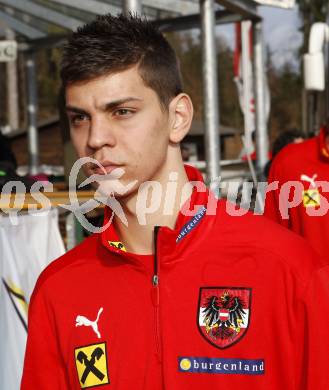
[[198, 287, 251, 349]]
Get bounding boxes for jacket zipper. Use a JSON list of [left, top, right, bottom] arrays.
[[153, 226, 161, 360]]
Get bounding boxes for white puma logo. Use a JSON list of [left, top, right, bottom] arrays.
[[75, 307, 103, 339], [300, 174, 318, 188]]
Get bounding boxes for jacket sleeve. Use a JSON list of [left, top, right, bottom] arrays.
[[21, 284, 68, 389], [296, 265, 329, 389]]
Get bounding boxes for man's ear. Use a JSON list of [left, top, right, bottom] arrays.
[[168, 93, 193, 144]]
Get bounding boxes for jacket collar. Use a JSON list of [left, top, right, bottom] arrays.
[[100, 164, 216, 261]]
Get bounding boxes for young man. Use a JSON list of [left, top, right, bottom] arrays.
[[265, 126, 329, 262], [22, 14, 329, 389]]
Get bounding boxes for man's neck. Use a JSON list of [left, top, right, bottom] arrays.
[[113, 161, 192, 255]]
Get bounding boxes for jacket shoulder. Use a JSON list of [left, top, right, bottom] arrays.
[[32, 233, 99, 297], [215, 200, 325, 278]]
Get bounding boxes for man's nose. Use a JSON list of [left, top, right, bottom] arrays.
[[87, 117, 116, 150]]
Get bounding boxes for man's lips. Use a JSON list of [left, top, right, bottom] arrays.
[[91, 162, 122, 175]]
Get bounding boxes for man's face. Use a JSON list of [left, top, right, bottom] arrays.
[[66, 66, 171, 197]]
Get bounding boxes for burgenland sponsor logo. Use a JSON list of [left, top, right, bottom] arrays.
[[1, 158, 329, 231], [178, 356, 264, 375], [176, 206, 207, 243]]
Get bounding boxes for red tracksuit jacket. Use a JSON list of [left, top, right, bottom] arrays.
[[264, 128, 329, 262], [22, 166, 329, 389]]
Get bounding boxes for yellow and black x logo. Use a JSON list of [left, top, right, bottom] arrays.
[[303, 189, 320, 208], [108, 241, 127, 252], [75, 342, 109, 388]]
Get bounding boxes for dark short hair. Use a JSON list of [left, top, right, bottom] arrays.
[[60, 13, 183, 109], [272, 128, 304, 158]]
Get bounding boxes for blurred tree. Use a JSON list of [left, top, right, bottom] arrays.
[[267, 61, 303, 141], [36, 46, 62, 120], [296, 0, 328, 134], [216, 38, 243, 129], [167, 31, 243, 129], [296, 0, 328, 53], [167, 32, 204, 120], [0, 63, 6, 125]]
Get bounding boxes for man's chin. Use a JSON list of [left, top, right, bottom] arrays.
[[96, 179, 138, 199]]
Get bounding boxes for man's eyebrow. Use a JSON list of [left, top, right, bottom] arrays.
[[65, 98, 143, 115], [103, 97, 143, 110], [65, 106, 89, 116]]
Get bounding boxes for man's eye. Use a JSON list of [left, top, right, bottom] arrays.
[[114, 108, 133, 116], [69, 114, 87, 125]]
